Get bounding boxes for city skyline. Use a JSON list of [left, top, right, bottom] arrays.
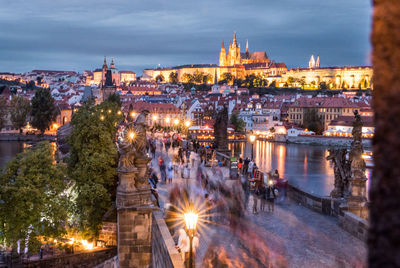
[[0, 0, 371, 74]]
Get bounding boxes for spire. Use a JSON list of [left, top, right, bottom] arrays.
[[110, 57, 115, 69], [221, 40, 225, 50], [104, 56, 107, 65], [316, 56, 320, 68], [309, 55, 316, 68], [246, 39, 249, 53], [233, 31, 237, 47]]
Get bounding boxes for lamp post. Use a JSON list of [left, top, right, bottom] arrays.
[[249, 134, 256, 160], [184, 206, 198, 268]]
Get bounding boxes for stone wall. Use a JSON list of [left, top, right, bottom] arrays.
[[288, 184, 369, 241], [287, 135, 372, 148], [94, 255, 118, 268], [287, 184, 342, 217], [151, 210, 185, 268], [98, 222, 117, 246], [339, 211, 369, 242], [20, 247, 117, 268]]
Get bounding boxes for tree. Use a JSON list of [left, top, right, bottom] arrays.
[[107, 92, 121, 107], [287, 77, 294, 87], [0, 141, 70, 252], [269, 127, 276, 133], [230, 113, 246, 133], [182, 73, 194, 83], [169, 72, 179, 84], [269, 81, 276, 88], [26, 80, 35, 90], [193, 71, 205, 84], [0, 97, 7, 131], [300, 78, 306, 89], [67, 100, 123, 238], [155, 74, 164, 83], [302, 108, 324, 135], [319, 81, 328, 90], [31, 88, 58, 134], [203, 74, 212, 84], [10, 96, 31, 133], [221, 72, 233, 84]]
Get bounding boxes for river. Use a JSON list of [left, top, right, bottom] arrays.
[[0, 140, 371, 197], [228, 141, 372, 197]]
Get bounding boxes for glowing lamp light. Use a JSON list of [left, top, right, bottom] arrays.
[[100, 115, 105, 121], [184, 212, 198, 231], [152, 115, 158, 121], [165, 117, 171, 123], [268, 180, 274, 186], [108, 109, 112, 114], [185, 120, 191, 127], [249, 135, 256, 143], [131, 112, 136, 117], [52, 123, 58, 129], [81, 240, 94, 250], [173, 119, 179, 125], [68, 238, 74, 245], [129, 132, 135, 140], [117, 111, 122, 115]]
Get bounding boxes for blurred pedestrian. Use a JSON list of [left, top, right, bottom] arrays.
[[266, 180, 277, 212], [167, 161, 173, 184]]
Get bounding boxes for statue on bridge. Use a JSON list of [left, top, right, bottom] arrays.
[[326, 148, 350, 198], [214, 105, 229, 153]]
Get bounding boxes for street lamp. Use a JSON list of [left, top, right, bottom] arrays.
[[129, 131, 135, 141], [152, 114, 158, 121], [165, 117, 171, 124], [173, 119, 180, 126], [184, 207, 198, 268], [249, 134, 256, 160], [184, 120, 191, 128]]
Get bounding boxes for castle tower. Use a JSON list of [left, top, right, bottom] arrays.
[[110, 57, 115, 69], [102, 56, 108, 86], [219, 41, 227, 66], [316, 56, 320, 68], [309, 55, 316, 68]]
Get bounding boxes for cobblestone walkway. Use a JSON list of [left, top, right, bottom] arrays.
[[151, 147, 367, 268]]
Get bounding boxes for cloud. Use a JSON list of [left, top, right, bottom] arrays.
[[0, 0, 371, 74]]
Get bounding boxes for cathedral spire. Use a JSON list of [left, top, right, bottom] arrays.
[[221, 40, 225, 49], [233, 31, 237, 47], [316, 56, 320, 68], [103, 56, 107, 68], [110, 57, 115, 69], [246, 39, 249, 53]]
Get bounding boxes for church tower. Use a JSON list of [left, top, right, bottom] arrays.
[[309, 55, 316, 68], [110, 57, 115, 69], [102, 56, 108, 86], [316, 56, 320, 68], [219, 41, 227, 66]]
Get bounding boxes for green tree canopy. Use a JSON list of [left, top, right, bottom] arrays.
[[67, 100, 123, 237], [230, 113, 246, 133], [0, 141, 70, 252], [182, 73, 194, 83], [155, 74, 164, 83], [169, 72, 179, 84], [221, 72, 233, 84], [31, 88, 58, 134], [302, 108, 324, 135], [10, 95, 31, 133]]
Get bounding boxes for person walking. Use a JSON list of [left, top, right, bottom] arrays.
[[159, 157, 166, 183], [248, 160, 254, 178], [167, 161, 173, 184], [243, 157, 250, 175], [266, 181, 277, 212]]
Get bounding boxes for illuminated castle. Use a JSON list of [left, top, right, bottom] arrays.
[[219, 32, 270, 67]]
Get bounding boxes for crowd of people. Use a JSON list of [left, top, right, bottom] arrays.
[[145, 133, 288, 266]]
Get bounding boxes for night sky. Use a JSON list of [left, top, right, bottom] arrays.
[[0, 0, 372, 75]]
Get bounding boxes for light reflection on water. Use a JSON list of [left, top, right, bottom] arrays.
[[229, 141, 372, 197]]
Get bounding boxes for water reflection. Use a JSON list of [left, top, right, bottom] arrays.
[[230, 141, 371, 197]]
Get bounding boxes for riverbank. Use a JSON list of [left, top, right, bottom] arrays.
[[259, 134, 372, 148], [0, 133, 56, 142]]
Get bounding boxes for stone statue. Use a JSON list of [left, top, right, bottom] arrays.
[[326, 148, 350, 198], [133, 110, 150, 159], [214, 105, 229, 152], [118, 130, 136, 171], [349, 110, 366, 179]]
